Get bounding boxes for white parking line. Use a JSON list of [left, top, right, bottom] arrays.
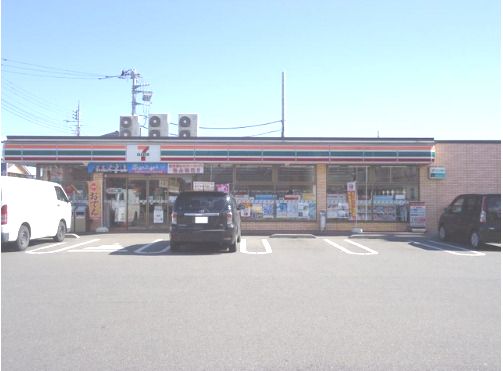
[[239, 238, 272, 255], [134, 239, 169, 254], [323, 239, 378, 255], [261, 239, 273, 254], [344, 239, 379, 255], [26, 239, 101, 254], [69, 243, 126, 253], [415, 240, 486, 256]]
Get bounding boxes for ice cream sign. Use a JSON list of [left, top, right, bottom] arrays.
[[127, 144, 160, 162]]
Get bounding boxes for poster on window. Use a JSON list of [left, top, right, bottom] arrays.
[[193, 181, 215, 191], [262, 201, 275, 218], [409, 202, 426, 229], [287, 200, 299, 218], [216, 183, 230, 193], [153, 206, 164, 224], [87, 180, 102, 221], [276, 201, 288, 218], [347, 181, 358, 221]]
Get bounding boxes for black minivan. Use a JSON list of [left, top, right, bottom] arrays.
[[438, 194, 501, 248], [170, 191, 243, 252]]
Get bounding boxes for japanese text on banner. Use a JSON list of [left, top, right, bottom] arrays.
[[347, 181, 358, 221], [87, 180, 102, 221]]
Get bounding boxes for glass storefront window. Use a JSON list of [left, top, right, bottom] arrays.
[[234, 165, 317, 221], [194, 164, 234, 185], [38, 164, 90, 202], [327, 165, 419, 222], [104, 177, 128, 228], [236, 165, 273, 182]]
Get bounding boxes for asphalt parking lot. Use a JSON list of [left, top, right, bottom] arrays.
[[3, 231, 499, 256], [2, 232, 501, 370]]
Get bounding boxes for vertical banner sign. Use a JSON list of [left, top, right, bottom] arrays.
[[87, 180, 102, 221], [409, 201, 426, 229], [347, 181, 358, 221]]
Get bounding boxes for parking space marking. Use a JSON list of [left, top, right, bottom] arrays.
[[69, 243, 127, 253], [134, 239, 169, 254], [323, 239, 378, 255], [261, 239, 273, 254], [345, 239, 379, 255], [413, 240, 486, 256], [26, 239, 101, 254], [239, 238, 272, 255]]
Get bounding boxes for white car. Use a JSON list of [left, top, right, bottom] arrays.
[[1, 176, 72, 250]]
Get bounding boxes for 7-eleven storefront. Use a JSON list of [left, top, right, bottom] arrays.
[[2, 136, 436, 233]]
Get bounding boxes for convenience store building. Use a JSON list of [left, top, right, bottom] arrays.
[[2, 136, 500, 235]]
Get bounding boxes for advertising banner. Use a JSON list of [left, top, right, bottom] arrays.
[[347, 181, 358, 221], [87, 180, 103, 221], [216, 183, 230, 193], [168, 163, 204, 174], [409, 202, 426, 229], [193, 181, 215, 191]]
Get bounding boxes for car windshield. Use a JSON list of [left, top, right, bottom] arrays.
[[175, 195, 228, 212]]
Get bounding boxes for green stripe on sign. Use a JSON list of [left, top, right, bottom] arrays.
[[92, 150, 126, 156], [296, 151, 330, 157]]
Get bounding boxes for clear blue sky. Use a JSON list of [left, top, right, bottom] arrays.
[[1, 0, 500, 139]]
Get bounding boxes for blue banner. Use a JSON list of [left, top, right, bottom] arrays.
[[88, 162, 169, 174]]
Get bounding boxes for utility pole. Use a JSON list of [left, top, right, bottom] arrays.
[[120, 68, 151, 116], [65, 102, 81, 136], [73, 101, 81, 136], [281, 71, 285, 139]]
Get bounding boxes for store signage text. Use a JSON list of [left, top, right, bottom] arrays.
[[428, 166, 446, 180], [88, 162, 205, 175]]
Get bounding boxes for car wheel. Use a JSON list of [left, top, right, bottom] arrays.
[[16, 224, 30, 251], [228, 240, 237, 253], [469, 230, 480, 249], [438, 225, 448, 241], [53, 221, 66, 242]]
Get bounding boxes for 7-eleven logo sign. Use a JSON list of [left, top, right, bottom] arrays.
[[137, 146, 150, 161], [127, 144, 160, 162]]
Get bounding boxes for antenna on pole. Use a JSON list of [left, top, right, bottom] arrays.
[[281, 71, 285, 139], [119, 68, 152, 116], [119, 69, 153, 135], [65, 101, 81, 136]]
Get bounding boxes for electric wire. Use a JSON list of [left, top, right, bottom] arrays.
[[1, 58, 121, 80], [199, 120, 281, 129], [245, 129, 282, 137], [2, 99, 70, 131], [2, 79, 69, 115]]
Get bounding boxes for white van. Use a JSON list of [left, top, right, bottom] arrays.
[[1, 176, 72, 250]]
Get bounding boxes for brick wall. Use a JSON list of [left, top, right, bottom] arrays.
[[421, 141, 501, 235]]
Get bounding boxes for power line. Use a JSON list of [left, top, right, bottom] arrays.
[[1, 58, 121, 80], [199, 120, 282, 130], [2, 99, 68, 130], [246, 129, 282, 137], [2, 79, 69, 115], [2, 99, 65, 126]]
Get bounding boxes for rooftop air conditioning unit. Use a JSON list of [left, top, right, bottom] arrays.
[[178, 114, 198, 138], [119, 115, 140, 137], [148, 114, 169, 137]]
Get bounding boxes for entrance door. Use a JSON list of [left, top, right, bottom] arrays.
[[127, 179, 147, 229], [105, 176, 173, 231], [147, 180, 170, 230]]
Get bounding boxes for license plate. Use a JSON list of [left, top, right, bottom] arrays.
[[195, 216, 208, 224]]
